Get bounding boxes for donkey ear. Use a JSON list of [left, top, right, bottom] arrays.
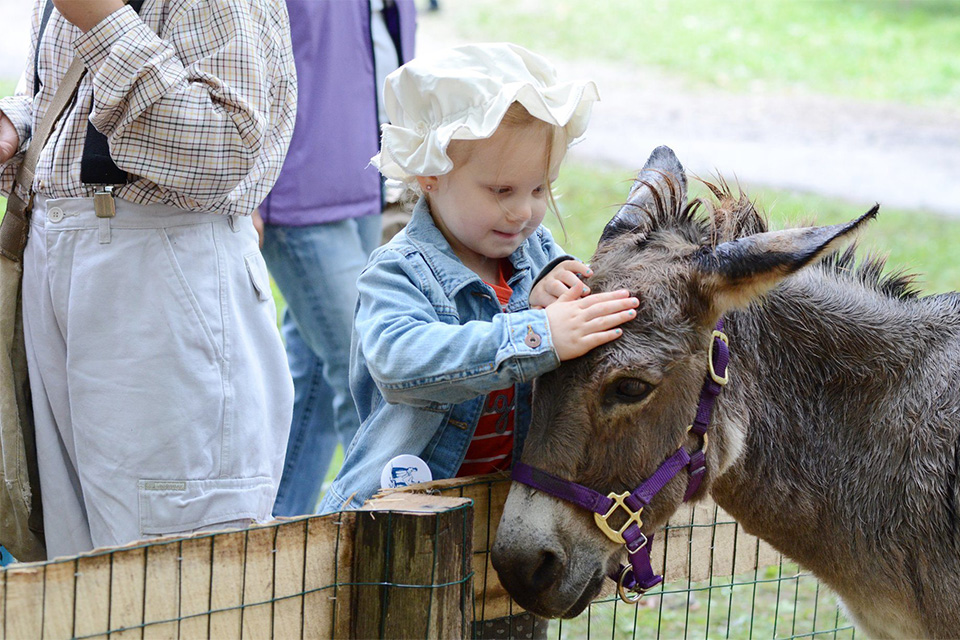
[[697, 206, 879, 313], [600, 145, 687, 243]]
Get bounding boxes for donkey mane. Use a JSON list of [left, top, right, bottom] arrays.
[[611, 175, 920, 301], [493, 147, 960, 637]]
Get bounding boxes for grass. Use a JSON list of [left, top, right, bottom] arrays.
[[454, 0, 960, 107], [0, 15, 954, 632], [541, 507, 857, 638], [551, 562, 854, 639], [0, 81, 16, 222], [550, 161, 960, 294]]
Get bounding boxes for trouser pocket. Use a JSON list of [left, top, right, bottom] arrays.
[[138, 477, 275, 536]]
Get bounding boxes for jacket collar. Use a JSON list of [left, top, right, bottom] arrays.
[[403, 197, 532, 299]]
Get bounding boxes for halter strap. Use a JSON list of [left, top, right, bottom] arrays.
[[512, 320, 729, 601]]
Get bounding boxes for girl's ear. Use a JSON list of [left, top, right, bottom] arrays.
[[417, 176, 439, 193]]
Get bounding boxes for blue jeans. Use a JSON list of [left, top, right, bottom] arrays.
[[261, 215, 381, 516]]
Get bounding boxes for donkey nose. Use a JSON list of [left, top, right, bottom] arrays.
[[492, 542, 566, 596], [530, 548, 564, 591]]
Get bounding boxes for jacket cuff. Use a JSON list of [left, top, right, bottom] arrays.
[[502, 309, 560, 381]]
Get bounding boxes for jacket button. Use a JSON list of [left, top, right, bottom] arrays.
[[524, 326, 542, 348]]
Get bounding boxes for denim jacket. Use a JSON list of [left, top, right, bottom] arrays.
[[319, 197, 568, 512]]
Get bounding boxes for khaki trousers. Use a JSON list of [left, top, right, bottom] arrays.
[[22, 196, 293, 558]]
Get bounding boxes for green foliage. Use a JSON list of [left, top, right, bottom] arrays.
[[457, 0, 960, 106], [553, 563, 854, 639], [550, 162, 960, 294], [1, 81, 14, 222]]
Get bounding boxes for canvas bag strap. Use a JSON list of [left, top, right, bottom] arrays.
[[0, 55, 87, 263], [32, 0, 145, 186]]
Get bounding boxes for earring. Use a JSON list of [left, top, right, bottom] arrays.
[[425, 185, 433, 191]]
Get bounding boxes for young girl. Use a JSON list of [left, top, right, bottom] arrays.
[[318, 43, 639, 513]]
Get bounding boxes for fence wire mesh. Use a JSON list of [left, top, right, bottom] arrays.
[[0, 475, 854, 639], [388, 473, 856, 640]]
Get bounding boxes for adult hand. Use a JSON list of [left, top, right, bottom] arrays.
[[545, 286, 639, 361], [53, 0, 125, 32], [529, 259, 592, 309], [0, 112, 18, 164], [252, 208, 265, 248]]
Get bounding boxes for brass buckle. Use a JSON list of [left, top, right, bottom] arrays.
[[593, 491, 643, 544], [617, 565, 646, 604], [708, 329, 729, 386]]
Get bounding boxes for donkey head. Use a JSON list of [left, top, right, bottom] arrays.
[[491, 146, 876, 618]]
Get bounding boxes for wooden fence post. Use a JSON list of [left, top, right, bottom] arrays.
[[339, 494, 473, 640]]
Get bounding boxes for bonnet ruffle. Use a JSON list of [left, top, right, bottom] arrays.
[[372, 43, 600, 181]]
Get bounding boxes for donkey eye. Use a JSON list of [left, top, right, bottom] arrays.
[[612, 378, 652, 402]]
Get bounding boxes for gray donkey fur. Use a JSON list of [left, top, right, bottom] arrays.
[[492, 146, 960, 638]]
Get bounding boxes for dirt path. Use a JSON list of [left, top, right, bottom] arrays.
[[417, 8, 960, 217]]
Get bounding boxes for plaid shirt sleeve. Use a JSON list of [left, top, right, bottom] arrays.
[[0, 93, 33, 195], [0, 1, 40, 197], [2, 0, 297, 218]]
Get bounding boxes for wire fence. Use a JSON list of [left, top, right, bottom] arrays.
[[0, 476, 854, 639], [381, 474, 857, 640]]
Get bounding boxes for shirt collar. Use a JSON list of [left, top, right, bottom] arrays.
[[404, 197, 532, 299]]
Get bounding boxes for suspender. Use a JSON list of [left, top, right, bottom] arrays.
[[34, 0, 146, 186], [32, 1, 56, 99]]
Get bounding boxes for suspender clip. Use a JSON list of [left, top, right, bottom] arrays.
[[93, 185, 116, 219]]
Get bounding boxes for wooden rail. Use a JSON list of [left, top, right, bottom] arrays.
[[0, 476, 781, 639], [378, 473, 781, 621], [0, 494, 472, 639]]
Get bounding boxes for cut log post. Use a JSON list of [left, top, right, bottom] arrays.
[[341, 494, 473, 640]]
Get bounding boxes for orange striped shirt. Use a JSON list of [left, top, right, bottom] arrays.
[[458, 261, 516, 477]]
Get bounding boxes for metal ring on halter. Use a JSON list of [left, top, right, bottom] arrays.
[[686, 424, 709, 454], [617, 565, 646, 604], [708, 329, 729, 386]]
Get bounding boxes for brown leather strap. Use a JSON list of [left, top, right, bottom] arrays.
[[0, 56, 87, 262]]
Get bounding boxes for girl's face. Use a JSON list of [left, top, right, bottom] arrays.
[[420, 123, 558, 280]]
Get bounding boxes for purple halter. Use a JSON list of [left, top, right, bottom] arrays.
[[512, 321, 730, 603]]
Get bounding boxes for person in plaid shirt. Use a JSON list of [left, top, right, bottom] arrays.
[[0, 0, 297, 558]]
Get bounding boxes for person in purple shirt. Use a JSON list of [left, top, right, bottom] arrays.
[[255, 0, 416, 517]]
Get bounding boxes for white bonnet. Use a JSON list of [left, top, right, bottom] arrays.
[[372, 42, 600, 181]]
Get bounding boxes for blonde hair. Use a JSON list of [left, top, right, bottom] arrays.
[[406, 102, 570, 234]]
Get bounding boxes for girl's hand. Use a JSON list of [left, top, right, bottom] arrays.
[[0, 112, 18, 164], [529, 259, 592, 309], [545, 285, 639, 361], [53, 0, 125, 32]]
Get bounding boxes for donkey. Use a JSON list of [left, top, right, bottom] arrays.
[[491, 146, 960, 639]]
